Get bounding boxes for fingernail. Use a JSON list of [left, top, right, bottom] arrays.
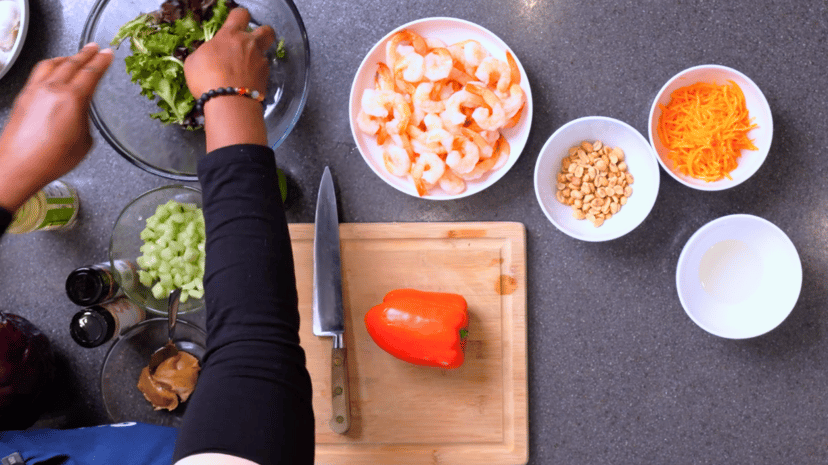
[[100, 48, 113, 55], [83, 42, 99, 49]]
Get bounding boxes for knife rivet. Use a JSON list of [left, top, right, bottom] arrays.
[[334, 386, 343, 396], [334, 357, 342, 366], [335, 415, 345, 424]]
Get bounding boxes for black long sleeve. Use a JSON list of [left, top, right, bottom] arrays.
[[172, 145, 314, 464], [0, 207, 11, 236]]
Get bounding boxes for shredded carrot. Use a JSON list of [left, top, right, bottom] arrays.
[[657, 81, 758, 182]]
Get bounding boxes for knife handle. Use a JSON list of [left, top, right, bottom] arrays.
[[329, 347, 351, 434]]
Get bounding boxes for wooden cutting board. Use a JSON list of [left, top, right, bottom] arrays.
[[289, 222, 527, 465]]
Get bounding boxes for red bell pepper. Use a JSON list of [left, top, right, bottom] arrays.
[[364, 289, 469, 369]]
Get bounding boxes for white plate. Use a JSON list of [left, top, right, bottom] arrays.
[[348, 17, 533, 200], [676, 214, 802, 339], [0, 0, 29, 81]]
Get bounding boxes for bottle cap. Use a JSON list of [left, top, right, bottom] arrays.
[[69, 307, 116, 348], [65, 269, 108, 306]]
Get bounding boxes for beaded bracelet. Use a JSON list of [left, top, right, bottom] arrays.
[[194, 86, 266, 113]]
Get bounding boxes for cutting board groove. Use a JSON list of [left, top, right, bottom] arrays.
[[289, 222, 527, 465]]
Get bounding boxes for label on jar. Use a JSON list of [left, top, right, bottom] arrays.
[[36, 182, 79, 230], [102, 298, 146, 335]]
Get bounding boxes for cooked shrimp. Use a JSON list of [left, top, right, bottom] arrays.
[[499, 83, 525, 120], [394, 52, 425, 83], [361, 89, 411, 134], [460, 127, 494, 159], [459, 135, 510, 180], [442, 89, 484, 127], [423, 113, 453, 147], [385, 30, 427, 70], [492, 136, 511, 170], [357, 110, 381, 135], [448, 40, 489, 76], [505, 51, 521, 85], [413, 82, 445, 114], [383, 144, 411, 177], [438, 170, 466, 195], [408, 124, 448, 156], [423, 48, 453, 81], [475, 56, 512, 93], [411, 151, 446, 196], [466, 83, 506, 131], [425, 37, 447, 49], [446, 135, 480, 175], [375, 63, 395, 91], [480, 129, 500, 147]]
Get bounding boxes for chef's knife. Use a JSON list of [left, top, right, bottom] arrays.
[[312, 166, 350, 434]]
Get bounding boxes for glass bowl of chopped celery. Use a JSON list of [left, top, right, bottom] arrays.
[[81, 0, 310, 181], [110, 185, 205, 315]]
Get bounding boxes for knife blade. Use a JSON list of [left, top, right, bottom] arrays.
[[312, 166, 350, 434]]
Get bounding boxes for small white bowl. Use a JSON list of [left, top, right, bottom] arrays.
[[534, 116, 660, 242], [676, 214, 802, 339], [648, 64, 773, 191], [349, 17, 533, 200]]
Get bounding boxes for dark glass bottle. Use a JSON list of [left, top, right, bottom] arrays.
[[65, 262, 120, 306], [69, 298, 146, 348]]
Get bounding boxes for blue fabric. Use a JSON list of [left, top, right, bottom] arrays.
[[0, 422, 177, 465]]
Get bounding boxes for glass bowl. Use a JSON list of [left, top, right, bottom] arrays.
[[109, 185, 204, 315], [80, 0, 311, 181], [101, 318, 207, 426]]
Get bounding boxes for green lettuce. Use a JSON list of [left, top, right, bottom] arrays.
[[111, 0, 235, 127]]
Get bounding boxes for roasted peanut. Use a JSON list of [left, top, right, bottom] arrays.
[[553, 140, 633, 227]]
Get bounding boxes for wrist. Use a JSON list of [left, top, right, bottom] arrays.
[[0, 151, 44, 212], [203, 96, 268, 152]]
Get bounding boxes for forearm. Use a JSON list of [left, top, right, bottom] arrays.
[[174, 144, 314, 465]]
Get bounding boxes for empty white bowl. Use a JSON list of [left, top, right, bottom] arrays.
[[648, 64, 773, 191], [534, 116, 660, 241], [676, 214, 802, 339]]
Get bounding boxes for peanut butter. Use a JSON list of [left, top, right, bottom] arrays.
[[137, 351, 200, 411]]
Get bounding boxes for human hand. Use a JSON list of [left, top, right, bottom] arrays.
[[0, 43, 113, 212], [184, 8, 275, 152], [184, 8, 275, 98]]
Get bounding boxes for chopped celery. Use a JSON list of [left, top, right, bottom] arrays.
[[137, 199, 206, 302]]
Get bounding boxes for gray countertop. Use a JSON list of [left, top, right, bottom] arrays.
[[2, 0, 828, 463]]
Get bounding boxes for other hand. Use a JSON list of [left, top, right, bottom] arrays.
[[0, 43, 113, 212]]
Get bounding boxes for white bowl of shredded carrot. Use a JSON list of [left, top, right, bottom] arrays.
[[534, 116, 660, 242], [676, 214, 801, 339], [648, 64, 773, 191]]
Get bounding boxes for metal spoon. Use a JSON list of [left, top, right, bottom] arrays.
[[148, 288, 181, 374]]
